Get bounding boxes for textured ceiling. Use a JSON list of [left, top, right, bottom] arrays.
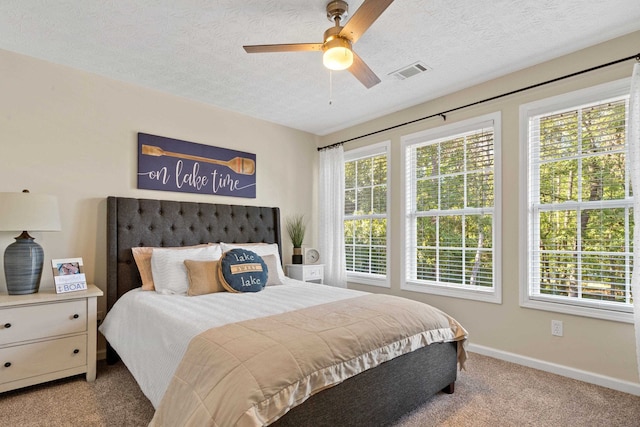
[[1, 1, 640, 136]]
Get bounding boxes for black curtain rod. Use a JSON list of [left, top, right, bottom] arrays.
[[318, 52, 640, 151]]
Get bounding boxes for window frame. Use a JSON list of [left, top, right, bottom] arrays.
[[519, 78, 633, 323], [343, 141, 391, 288], [401, 112, 502, 303]]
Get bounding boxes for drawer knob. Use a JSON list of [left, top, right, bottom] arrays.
[[73, 314, 80, 319], [4, 362, 11, 368], [73, 349, 80, 354], [3, 323, 10, 328]]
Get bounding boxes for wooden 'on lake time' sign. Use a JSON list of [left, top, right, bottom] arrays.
[[137, 133, 256, 198]]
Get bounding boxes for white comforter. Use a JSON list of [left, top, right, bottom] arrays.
[[99, 279, 367, 408]]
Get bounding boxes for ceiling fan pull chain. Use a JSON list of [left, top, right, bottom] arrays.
[[329, 70, 333, 105]]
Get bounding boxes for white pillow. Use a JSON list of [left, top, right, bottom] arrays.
[[220, 242, 285, 281], [151, 245, 222, 295], [262, 254, 283, 286]]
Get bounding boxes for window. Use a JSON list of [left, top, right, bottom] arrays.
[[521, 79, 633, 322], [344, 142, 389, 287], [402, 113, 501, 302]]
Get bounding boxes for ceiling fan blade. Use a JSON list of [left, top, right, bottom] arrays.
[[349, 52, 381, 89], [243, 43, 322, 53], [340, 0, 394, 44]]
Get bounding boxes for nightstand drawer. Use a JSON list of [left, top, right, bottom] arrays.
[[305, 266, 323, 278], [285, 264, 325, 284], [0, 335, 87, 384], [0, 300, 87, 345], [0, 285, 101, 393]]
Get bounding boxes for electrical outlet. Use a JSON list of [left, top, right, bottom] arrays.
[[551, 320, 563, 337]]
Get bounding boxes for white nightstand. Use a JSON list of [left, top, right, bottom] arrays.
[[285, 264, 324, 284], [0, 284, 103, 393]]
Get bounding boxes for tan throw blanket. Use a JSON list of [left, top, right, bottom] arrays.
[[150, 294, 467, 427]]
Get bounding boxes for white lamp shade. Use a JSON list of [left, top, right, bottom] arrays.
[[0, 192, 61, 232]]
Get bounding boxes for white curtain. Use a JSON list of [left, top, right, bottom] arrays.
[[318, 145, 346, 288], [630, 61, 640, 381]]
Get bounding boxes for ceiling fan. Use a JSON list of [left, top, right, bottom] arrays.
[[243, 0, 395, 89]]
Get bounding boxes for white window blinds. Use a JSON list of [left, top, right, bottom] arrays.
[[403, 113, 501, 302], [344, 143, 389, 284], [526, 94, 633, 313]]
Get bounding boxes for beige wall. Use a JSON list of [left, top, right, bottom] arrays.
[[320, 31, 640, 386], [0, 49, 319, 321]]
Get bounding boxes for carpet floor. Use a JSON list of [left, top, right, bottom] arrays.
[[0, 352, 639, 426]]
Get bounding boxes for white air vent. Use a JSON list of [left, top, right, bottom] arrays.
[[389, 62, 432, 80]]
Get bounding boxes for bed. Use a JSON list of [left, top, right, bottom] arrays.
[[102, 196, 467, 426]]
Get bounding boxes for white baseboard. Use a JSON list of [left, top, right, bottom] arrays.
[[97, 348, 106, 361], [468, 343, 640, 396]]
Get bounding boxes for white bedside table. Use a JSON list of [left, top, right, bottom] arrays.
[[285, 264, 324, 284], [0, 284, 103, 393]]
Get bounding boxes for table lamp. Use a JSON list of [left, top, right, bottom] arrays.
[[0, 190, 61, 294]]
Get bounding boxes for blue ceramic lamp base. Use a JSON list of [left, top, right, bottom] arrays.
[[4, 232, 44, 295]]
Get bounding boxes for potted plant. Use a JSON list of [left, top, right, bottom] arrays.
[[286, 214, 306, 264]]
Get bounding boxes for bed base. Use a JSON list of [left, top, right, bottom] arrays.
[[271, 341, 457, 427], [105, 196, 458, 426]]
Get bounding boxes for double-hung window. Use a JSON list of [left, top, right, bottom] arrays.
[[402, 113, 501, 302], [521, 79, 633, 322], [344, 142, 390, 287]]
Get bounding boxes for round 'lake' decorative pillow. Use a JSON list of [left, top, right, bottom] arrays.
[[218, 248, 268, 293]]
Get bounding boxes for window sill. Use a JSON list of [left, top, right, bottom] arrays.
[[520, 298, 633, 323], [402, 281, 501, 303], [346, 273, 389, 288]]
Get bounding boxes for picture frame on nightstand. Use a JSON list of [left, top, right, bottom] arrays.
[[51, 257, 88, 293]]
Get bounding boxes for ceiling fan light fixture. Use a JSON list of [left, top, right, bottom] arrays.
[[323, 37, 353, 70], [244, 0, 393, 88]]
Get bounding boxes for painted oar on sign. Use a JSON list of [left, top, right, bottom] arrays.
[[141, 144, 256, 175]]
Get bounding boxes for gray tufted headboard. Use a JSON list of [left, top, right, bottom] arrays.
[[106, 196, 282, 312]]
